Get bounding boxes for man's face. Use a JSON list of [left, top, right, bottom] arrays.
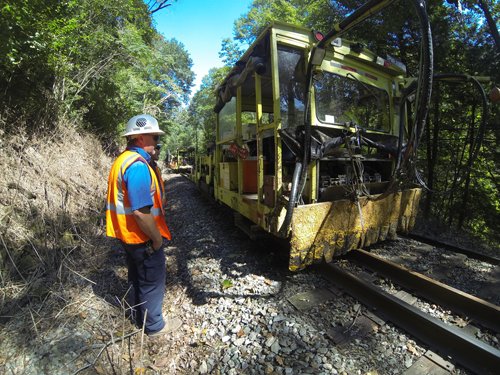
[[137, 133, 159, 154]]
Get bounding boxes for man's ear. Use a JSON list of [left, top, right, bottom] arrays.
[[135, 135, 145, 147]]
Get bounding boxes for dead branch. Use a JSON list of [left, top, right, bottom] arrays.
[[72, 329, 142, 375], [148, 0, 173, 14], [64, 264, 97, 285]]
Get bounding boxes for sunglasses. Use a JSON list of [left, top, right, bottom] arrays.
[[152, 135, 160, 142]]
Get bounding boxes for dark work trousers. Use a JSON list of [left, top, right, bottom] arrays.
[[122, 242, 166, 334]]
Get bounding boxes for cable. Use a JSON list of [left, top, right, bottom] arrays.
[[413, 73, 489, 194]]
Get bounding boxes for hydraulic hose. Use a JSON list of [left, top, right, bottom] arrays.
[[279, 0, 433, 236], [399, 0, 433, 172], [368, 0, 433, 200], [432, 73, 488, 165], [414, 73, 489, 190], [396, 81, 418, 171], [278, 66, 314, 236], [279, 161, 303, 236], [365, 0, 433, 187]]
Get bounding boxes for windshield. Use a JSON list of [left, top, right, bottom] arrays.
[[314, 72, 390, 132], [278, 45, 306, 130]]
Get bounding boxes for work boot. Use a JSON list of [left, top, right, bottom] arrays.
[[147, 317, 182, 337]]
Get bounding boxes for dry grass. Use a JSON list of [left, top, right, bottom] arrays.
[[0, 119, 175, 374], [0, 120, 111, 306]]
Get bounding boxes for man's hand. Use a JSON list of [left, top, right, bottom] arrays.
[[152, 238, 163, 251], [133, 206, 163, 250]]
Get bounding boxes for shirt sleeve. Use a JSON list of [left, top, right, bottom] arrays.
[[123, 161, 153, 211]]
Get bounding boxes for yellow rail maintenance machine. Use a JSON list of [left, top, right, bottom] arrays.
[[194, 0, 436, 271]]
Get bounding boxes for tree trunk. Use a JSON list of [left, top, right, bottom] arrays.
[[458, 102, 477, 228], [447, 100, 471, 226], [477, 0, 500, 54]]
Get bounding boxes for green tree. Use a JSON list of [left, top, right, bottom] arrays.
[[188, 67, 230, 152], [233, 0, 341, 45], [219, 38, 245, 67], [163, 107, 192, 152], [0, 0, 194, 140]]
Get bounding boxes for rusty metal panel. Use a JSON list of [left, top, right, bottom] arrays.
[[403, 356, 451, 375], [327, 315, 378, 346], [289, 188, 421, 271], [288, 288, 337, 311], [404, 350, 455, 375]]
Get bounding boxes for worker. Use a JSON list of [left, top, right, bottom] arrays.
[[150, 143, 167, 208], [168, 156, 177, 172], [106, 114, 181, 337]]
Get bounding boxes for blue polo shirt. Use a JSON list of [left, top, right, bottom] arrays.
[[123, 147, 154, 211]]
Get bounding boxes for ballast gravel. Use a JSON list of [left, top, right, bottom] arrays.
[[1, 173, 493, 374]]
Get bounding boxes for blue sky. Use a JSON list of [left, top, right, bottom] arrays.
[[151, 0, 253, 94]]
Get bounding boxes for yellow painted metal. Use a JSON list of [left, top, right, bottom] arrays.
[[203, 154, 213, 185], [309, 161, 317, 203], [270, 28, 282, 206], [259, 123, 276, 132], [289, 188, 422, 271], [275, 31, 311, 49], [214, 111, 221, 201], [255, 73, 264, 207], [216, 186, 274, 228], [319, 58, 393, 91], [236, 86, 243, 195]]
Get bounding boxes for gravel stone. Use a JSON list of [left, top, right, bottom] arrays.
[[0, 174, 488, 374], [270, 339, 281, 354]]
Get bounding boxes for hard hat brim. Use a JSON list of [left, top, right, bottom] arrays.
[[122, 129, 166, 137]]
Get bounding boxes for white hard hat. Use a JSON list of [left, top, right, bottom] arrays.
[[122, 114, 165, 137]]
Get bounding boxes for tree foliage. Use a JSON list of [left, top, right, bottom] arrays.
[[219, 38, 245, 67], [163, 67, 230, 157], [0, 0, 194, 140]]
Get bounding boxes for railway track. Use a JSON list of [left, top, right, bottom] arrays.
[[318, 251, 500, 374], [347, 249, 500, 332], [402, 233, 500, 265]]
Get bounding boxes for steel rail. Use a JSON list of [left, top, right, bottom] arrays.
[[347, 249, 500, 332], [318, 263, 500, 375], [402, 233, 500, 265]]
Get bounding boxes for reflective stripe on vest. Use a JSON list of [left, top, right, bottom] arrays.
[[153, 165, 165, 200], [106, 150, 171, 243]]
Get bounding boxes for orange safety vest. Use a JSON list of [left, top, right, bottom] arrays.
[[106, 150, 171, 244], [152, 164, 165, 200]]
